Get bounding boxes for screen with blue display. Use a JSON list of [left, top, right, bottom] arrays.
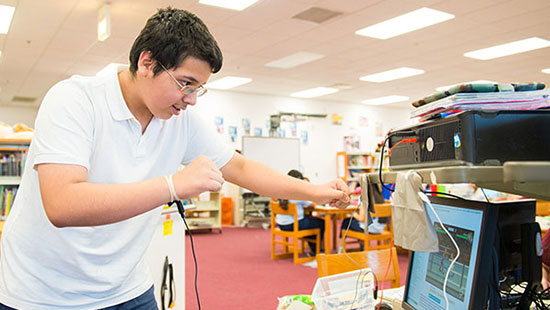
[[404, 201, 484, 310]]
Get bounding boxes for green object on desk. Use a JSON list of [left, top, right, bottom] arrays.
[[291, 295, 313, 305]]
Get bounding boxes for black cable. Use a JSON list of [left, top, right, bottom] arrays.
[[377, 130, 416, 193], [378, 134, 393, 193], [480, 188, 490, 202], [424, 191, 468, 200], [173, 200, 201, 310]]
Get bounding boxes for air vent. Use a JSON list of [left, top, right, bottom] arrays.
[[292, 7, 342, 24], [11, 96, 37, 103]]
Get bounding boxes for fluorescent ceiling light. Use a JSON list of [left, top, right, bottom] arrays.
[[206, 76, 252, 89], [199, 0, 259, 11], [361, 95, 409, 105], [0, 5, 16, 34], [360, 67, 424, 83], [97, 4, 111, 41], [542, 68, 550, 74], [464, 37, 550, 60], [96, 63, 125, 77], [265, 52, 325, 69], [290, 87, 338, 98], [435, 80, 497, 92], [355, 7, 454, 40]]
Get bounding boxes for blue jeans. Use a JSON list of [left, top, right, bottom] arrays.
[[279, 216, 325, 253], [341, 217, 364, 233], [0, 286, 158, 310]]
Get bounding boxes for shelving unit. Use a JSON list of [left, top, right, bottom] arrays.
[[184, 191, 222, 233], [0, 139, 30, 223], [337, 152, 378, 192]]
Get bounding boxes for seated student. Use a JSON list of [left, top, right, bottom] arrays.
[[340, 202, 386, 235], [276, 170, 325, 254], [341, 185, 386, 235]]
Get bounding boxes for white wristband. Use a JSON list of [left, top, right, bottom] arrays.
[[164, 174, 181, 202]]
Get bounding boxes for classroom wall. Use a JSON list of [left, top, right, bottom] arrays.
[[0, 105, 38, 127], [193, 90, 413, 184]]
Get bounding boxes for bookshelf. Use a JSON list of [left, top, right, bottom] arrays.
[[0, 139, 30, 222], [184, 191, 222, 233], [336, 152, 378, 192]]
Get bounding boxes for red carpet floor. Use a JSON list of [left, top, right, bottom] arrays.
[[185, 226, 409, 309]]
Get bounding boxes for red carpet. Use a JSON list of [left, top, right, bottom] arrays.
[[185, 227, 409, 309]]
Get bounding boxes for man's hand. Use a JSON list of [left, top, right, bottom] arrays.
[[314, 178, 351, 209], [172, 155, 224, 199]]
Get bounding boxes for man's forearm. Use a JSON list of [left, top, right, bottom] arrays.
[[225, 158, 315, 201], [43, 177, 171, 227]]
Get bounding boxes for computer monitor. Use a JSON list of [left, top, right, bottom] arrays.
[[401, 195, 537, 310]]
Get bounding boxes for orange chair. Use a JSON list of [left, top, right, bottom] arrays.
[[271, 200, 320, 264], [316, 247, 401, 288], [341, 203, 393, 251]]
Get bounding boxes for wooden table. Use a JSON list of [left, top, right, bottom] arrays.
[[312, 206, 357, 254]]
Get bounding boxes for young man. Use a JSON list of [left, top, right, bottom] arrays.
[[0, 7, 350, 309]]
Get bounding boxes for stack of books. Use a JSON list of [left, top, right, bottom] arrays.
[[411, 83, 550, 121]]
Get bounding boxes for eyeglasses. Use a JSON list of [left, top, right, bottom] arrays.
[[158, 62, 207, 97]]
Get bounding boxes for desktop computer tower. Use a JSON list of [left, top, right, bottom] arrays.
[[388, 110, 550, 170]]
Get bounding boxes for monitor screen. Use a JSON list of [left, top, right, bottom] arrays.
[[403, 197, 486, 310]]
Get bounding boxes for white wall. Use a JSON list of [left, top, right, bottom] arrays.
[[0, 105, 38, 127], [193, 90, 413, 184]]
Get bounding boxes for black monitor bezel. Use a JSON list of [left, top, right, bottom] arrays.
[[401, 195, 496, 310]]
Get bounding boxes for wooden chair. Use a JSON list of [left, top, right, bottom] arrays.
[[537, 200, 550, 216], [271, 200, 321, 264], [341, 202, 393, 251], [316, 247, 401, 288]]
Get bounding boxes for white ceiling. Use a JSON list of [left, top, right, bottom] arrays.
[[1, 0, 550, 111]]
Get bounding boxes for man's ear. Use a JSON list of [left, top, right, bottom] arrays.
[[137, 50, 155, 77]]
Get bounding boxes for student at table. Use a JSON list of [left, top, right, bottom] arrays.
[[275, 170, 325, 254]]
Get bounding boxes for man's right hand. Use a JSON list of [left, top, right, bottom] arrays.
[[172, 155, 224, 199]]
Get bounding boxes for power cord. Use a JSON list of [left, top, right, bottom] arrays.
[[172, 200, 201, 310], [419, 191, 460, 310], [340, 201, 379, 309]]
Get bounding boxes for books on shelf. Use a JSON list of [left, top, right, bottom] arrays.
[[0, 185, 18, 220], [0, 152, 25, 176]]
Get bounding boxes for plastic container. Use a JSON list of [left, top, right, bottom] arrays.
[[221, 197, 233, 226], [312, 268, 375, 310]]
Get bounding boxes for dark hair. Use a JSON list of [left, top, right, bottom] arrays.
[[280, 169, 304, 210], [287, 169, 304, 180], [129, 7, 223, 76]]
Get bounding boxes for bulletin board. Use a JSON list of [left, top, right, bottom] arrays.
[[242, 136, 301, 174]]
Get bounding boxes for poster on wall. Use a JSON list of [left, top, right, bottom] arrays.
[[241, 118, 251, 136], [359, 116, 369, 127], [215, 116, 224, 134], [254, 128, 262, 137], [331, 114, 343, 126], [375, 122, 383, 138], [343, 135, 360, 153], [301, 130, 308, 145], [290, 123, 297, 136], [229, 126, 238, 142]]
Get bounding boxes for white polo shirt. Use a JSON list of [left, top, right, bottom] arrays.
[[0, 67, 234, 309]]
